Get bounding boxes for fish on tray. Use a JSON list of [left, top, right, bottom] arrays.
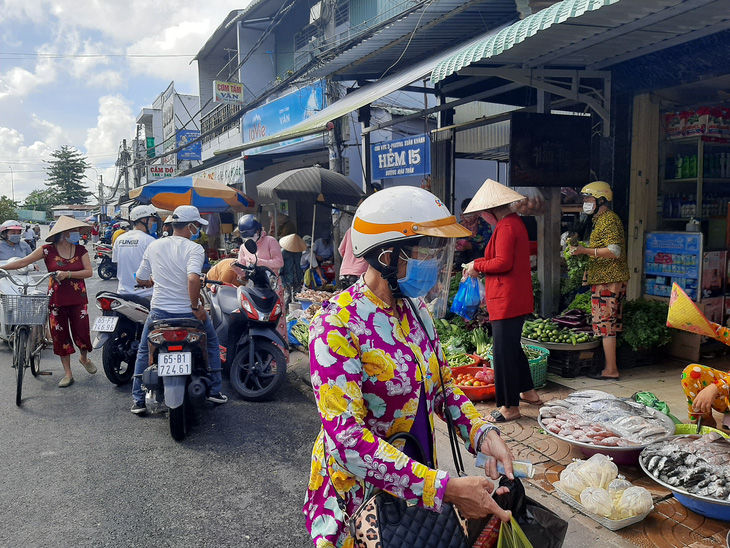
[[641, 433, 730, 501]]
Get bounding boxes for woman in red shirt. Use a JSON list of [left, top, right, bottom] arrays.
[[465, 180, 541, 422], [4, 216, 96, 387]]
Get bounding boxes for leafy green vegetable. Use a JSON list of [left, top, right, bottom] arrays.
[[532, 271, 541, 305], [567, 292, 591, 314], [561, 245, 589, 296], [620, 299, 672, 350], [471, 328, 492, 357]]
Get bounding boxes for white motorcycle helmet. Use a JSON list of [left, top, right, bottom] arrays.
[[351, 186, 470, 298]]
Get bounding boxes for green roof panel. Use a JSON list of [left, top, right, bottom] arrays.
[[430, 0, 620, 84]]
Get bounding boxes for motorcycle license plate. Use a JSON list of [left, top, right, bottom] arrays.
[[93, 316, 118, 332], [158, 352, 192, 376]]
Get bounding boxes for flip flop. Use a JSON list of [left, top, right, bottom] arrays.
[[520, 397, 545, 406], [488, 409, 521, 423], [587, 373, 620, 380]]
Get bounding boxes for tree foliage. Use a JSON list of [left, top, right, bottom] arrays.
[[23, 189, 58, 219], [45, 146, 92, 204], [0, 196, 18, 224]]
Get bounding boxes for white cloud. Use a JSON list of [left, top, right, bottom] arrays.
[[0, 126, 54, 203], [30, 115, 66, 150], [85, 95, 135, 160]]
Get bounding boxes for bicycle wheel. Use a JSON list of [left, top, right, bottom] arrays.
[[15, 327, 28, 407], [30, 325, 42, 377]]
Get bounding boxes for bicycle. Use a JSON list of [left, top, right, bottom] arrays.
[[0, 268, 55, 406]]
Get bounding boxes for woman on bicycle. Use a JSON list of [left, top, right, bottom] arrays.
[[0, 220, 33, 261], [3, 216, 96, 387]]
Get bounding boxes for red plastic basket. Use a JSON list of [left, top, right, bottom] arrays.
[[453, 366, 496, 402]]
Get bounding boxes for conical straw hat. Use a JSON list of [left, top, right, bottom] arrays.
[[667, 283, 717, 338], [463, 179, 526, 214], [46, 215, 92, 242], [279, 233, 307, 253]]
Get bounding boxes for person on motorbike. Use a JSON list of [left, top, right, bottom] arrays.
[[111, 222, 129, 246], [234, 214, 287, 359], [23, 225, 36, 251], [0, 220, 33, 260], [112, 205, 159, 298], [130, 205, 227, 414]]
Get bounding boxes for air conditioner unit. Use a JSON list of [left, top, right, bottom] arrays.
[[310, 1, 324, 24]]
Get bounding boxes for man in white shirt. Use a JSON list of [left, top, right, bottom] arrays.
[[130, 205, 227, 414], [112, 205, 158, 297]]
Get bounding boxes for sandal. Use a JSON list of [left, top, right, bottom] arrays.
[[488, 409, 521, 423]]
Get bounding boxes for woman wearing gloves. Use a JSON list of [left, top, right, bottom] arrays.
[[305, 186, 514, 548], [465, 179, 541, 422]]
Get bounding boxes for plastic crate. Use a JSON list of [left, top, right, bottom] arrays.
[[617, 346, 655, 370], [547, 346, 603, 378]]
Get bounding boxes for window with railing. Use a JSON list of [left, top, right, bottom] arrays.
[[335, 0, 350, 26], [201, 102, 243, 144]]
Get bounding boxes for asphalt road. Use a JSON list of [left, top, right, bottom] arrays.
[[0, 239, 322, 548]]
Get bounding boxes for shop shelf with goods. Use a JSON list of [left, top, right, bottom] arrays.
[[658, 135, 730, 228]]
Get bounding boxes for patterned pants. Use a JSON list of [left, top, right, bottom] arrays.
[[590, 282, 627, 337], [48, 304, 92, 356], [681, 364, 730, 420]]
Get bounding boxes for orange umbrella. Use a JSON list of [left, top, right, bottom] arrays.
[[130, 176, 255, 213]]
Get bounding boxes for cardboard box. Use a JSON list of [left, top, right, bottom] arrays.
[[220, 223, 233, 234]]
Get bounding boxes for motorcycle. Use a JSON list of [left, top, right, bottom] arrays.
[[139, 315, 218, 441], [91, 291, 149, 384], [94, 242, 116, 280], [204, 239, 288, 401]]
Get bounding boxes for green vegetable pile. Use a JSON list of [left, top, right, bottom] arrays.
[[471, 328, 491, 358], [620, 299, 672, 350], [292, 321, 310, 347], [522, 318, 598, 345], [561, 244, 589, 296], [567, 292, 592, 315], [436, 317, 475, 358], [448, 353, 475, 368]]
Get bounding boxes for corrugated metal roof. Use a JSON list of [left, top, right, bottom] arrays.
[[431, 0, 730, 83], [308, 0, 519, 80]]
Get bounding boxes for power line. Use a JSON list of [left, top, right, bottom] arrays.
[[0, 53, 196, 59]]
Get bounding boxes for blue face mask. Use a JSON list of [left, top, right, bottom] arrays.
[[189, 224, 200, 241], [66, 232, 81, 244], [149, 222, 158, 237], [397, 257, 439, 298]]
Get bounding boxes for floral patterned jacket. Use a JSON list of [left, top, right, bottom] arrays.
[[303, 279, 495, 548]]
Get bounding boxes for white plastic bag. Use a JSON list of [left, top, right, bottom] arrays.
[[580, 487, 614, 518], [559, 461, 590, 499], [615, 486, 653, 519], [576, 453, 618, 490], [607, 478, 633, 504]]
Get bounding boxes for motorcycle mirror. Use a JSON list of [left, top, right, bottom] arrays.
[[244, 238, 258, 256]]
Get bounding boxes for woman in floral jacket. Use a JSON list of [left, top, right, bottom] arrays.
[[4, 216, 96, 387], [304, 187, 513, 548]]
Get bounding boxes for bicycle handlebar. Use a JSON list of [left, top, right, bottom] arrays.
[[0, 269, 56, 288]]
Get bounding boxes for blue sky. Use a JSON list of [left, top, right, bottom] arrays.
[[0, 0, 252, 203]]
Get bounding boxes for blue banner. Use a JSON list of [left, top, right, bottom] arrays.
[[243, 81, 325, 153], [371, 134, 431, 180], [177, 130, 201, 161]]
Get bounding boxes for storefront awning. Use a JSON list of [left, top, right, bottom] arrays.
[[213, 25, 507, 157], [431, 0, 730, 85]]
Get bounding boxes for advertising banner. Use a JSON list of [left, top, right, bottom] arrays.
[[176, 130, 201, 161], [147, 164, 176, 181], [213, 80, 244, 105], [243, 81, 325, 153], [371, 134, 431, 180], [195, 158, 245, 187], [644, 231, 702, 301]]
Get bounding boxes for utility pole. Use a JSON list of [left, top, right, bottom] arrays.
[[98, 175, 105, 219], [122, 139, 130, 195]]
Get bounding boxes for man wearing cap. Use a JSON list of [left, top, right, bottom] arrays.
[[0, 220, 33, 260], [130, 205, 227, 414], [112, 205, 159, 297]]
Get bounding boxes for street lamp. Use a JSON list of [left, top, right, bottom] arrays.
[[7, 165, 14, 202]]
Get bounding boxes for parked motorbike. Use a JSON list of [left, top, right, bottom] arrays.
[[139, 316, 218, 441], [94, 242, 116, 280], [92, 291, 149, 384], [204, 239, 287, 401]]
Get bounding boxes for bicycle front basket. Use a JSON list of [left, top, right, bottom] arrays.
[[1, 294, 50, 325]]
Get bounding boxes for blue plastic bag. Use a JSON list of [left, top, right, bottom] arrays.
[[450, 277, 482, 320], [287, 319, 300, 345]]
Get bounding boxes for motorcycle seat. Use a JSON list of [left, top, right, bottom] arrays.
[[97, 291, 151, 310], [215, 286, 240, 314]]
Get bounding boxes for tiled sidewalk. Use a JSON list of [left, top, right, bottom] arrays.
[[470, 377, 730, 548]]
